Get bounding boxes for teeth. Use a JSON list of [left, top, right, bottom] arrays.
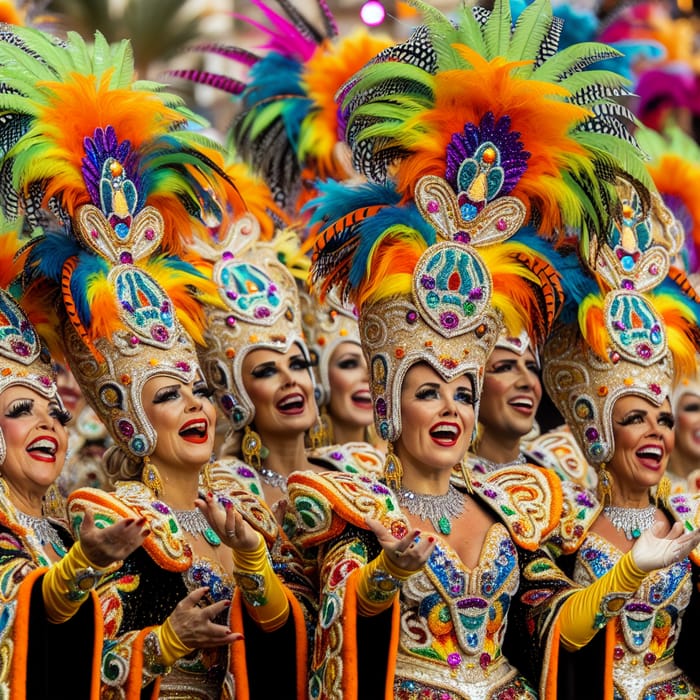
[[433, 424, 458, 436], [28, 439, 56, 455], [510, 398, 534, 408], [638, 446, 663, 460], [279, 396, 303, 410], [181, 421, 206, 434]]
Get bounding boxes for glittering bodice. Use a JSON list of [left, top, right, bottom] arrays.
[[161, 554, 235, 700], [574, 532, 695, 700], [395, 523, 535, 700]]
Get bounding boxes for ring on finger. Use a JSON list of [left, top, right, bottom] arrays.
[[226, 530, 236, 538]]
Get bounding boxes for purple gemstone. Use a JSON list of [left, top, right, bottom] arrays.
[[484, 489, 497, 499], [427, 200, 439, 213], [119, 251, 133, 264], [153, 501, 170, 514], [118, 419, 134, 437], [175, 361, 190, 372], [447, 653, 462, 668], [254, 306, 271, 319], [268, 284, 277, 293], [11, 340, 29, 357], [237, 466, 255, 478], [420, 275, 436, 290], [151, 324, 169, 342], [226, 316, 236, 327], [453, 230, 471, 244], [226, 290, 238, 300], [677, 505, 691, 513], [576, 492, 594, 507], [221, 395, 234, 410], [440, 311, 459, 330], [621, 279, 634, 290], [613, 321, 626, 331], [406, 310, 418, 324], [376, 398, 387, 417], [371, 483, 389, 495], [636, 344, 652, 359], [222, 251, 234, 260], [585, 427, 599, 441], [626, 602, 653, 613], [121, 300, 134, 313], [330, 451, 343, 460], [144, 228, 155, 240], [468, 287, 483, 300]]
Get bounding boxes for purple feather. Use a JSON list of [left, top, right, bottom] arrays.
[[186, 42, 260, 67], [167, 69, 245, 95]]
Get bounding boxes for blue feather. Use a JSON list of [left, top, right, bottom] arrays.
[[27, 231, 83, 284], [70, 252, 109, 329]]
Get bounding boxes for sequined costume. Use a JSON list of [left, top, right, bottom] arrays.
[[288, 464, 562, 699], [68, 481, 307, 699]]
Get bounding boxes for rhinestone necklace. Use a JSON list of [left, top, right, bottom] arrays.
[[474, 453, 526, 473], [603, 504, 656, 540], [172, 508, 221, 546], [16, 511, 67, 556], [259, 467, 288, 494], [397, 484, 465, 535]]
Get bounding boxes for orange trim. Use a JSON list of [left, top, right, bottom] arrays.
[[343, 569, 360, 700], [10, 566, 47, 700], [383, 593, 400, 698], [286, 590, 309, 700], [69, 488, 190, 573], [603, 622, 615, 700], [124, 626, 158, 700], [543, 618, 560, 700], [89, 590, 104, 699], [229, 588, 250, 700], [537, 466, 564, 540]]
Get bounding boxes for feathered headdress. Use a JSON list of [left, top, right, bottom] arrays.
[[169, 0, 392, 214], [543, 176, 700, 465], [0, 26, 235, 458]]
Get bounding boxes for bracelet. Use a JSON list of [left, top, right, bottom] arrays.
[[66, 567, 104, 602], [593, 591, 633, 629], [365, 567, 402, 603]]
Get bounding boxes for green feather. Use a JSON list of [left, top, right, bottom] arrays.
[[483, 0, 513, 60], [533, 42, 622, 83], [507, 0, 553, 70], [558, 70, 630, 100]]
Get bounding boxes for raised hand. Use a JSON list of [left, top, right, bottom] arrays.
[[79, 509, 149, 568], [195, 493, 262, 553], [366, 517, 436, 572], [167, 587, 242, 649], [632, 521, 700, 572]]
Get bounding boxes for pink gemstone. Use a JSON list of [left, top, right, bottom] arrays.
[[91, 229, 99, 238], [496, 218, 507, 231], [144, 228, 155, 240], [427, 200, 439, 213]]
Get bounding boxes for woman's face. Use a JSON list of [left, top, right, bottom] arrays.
[[672, 392, 700, 461], [608, 394, 675, 492], [395, 363, 475, 474], [478, 347, 541, 440], [55, 363, 86, 425], [327, 342, 373, 428], [242, 344, 316, 439], [0, 386, 69, 494], [142, 373, 216, 472]]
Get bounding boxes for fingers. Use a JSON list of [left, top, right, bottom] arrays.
[[665, 521, 684, 539], [181, 586, 212, 609]]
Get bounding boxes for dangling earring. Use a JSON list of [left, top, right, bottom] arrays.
[[655, 476, 671, 509], [597, 462, 613, 507], [142, 455, 163, 498], [242, 425, 264, 470], [308, 408, 332, 449], [458, 459, 474, 494], [383, 443, 403, 491]]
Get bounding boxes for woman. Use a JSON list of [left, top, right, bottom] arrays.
[[0, 25, 307, 698], [0, 245, 146, 698], [668, 373, 700, 492], [523, 176, 700, 698]]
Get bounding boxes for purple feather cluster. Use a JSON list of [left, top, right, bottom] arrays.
[[445, 112, 529, 196]]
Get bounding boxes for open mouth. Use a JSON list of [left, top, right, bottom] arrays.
[[276, 393, 305, 414], [351, 390, 372, 409], [636, 444, 663, 468], [429, 422, 461, 447], [27, 437, 58, 462], [508, 396, 534, 413], [178, 419, 209, 444]]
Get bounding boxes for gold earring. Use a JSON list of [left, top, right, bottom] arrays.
[[655, 476, 671, 508], [597, 462, 613, 507], [458, 459, 474, 494], [308, 408, 332, 449], [142, 455, 163, 498], [383, 443, 403, 491], [242, 425, 264, 470]]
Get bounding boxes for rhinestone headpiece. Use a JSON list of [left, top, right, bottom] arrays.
[[196, 214, 312, 430], [544, 179, 683, 465]]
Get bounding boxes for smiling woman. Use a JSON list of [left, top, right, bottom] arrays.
[[0, 231, 146, 700]]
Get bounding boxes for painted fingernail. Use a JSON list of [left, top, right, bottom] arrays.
[[428, 537, 435, 543]]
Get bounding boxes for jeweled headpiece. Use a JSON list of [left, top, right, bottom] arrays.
[[0, 224, 63, 464], [299, 286, 361, 406], [309, 0, 657, 442], [195, 215, 312, 430], [543, 177, 700, 465], [0, 27, 234, 457]]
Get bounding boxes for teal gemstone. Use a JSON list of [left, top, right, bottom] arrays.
[[438, 516, 451, 535], [631, 528, 641, 539], [204, 528, 221, 546]]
